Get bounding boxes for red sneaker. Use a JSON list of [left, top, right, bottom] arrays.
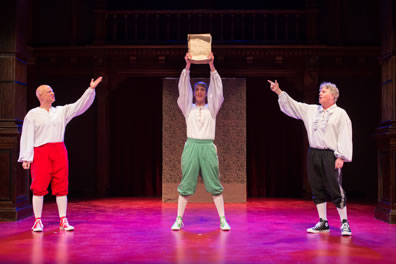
[[32, 218, 44, 232], [59, 217, 74, 231]]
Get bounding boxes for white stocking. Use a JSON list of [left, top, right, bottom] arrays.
[[32, 195, 44, 219], [177, 195, 189, 218], [337, 206, 348, 222], [56, 195, 68, 218], [213, 194, 225, 218], [316, 202, 327, 221]]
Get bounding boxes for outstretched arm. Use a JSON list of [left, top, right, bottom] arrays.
[[90, 76, 103, 89], [268, 79, 309, 120], [268, 80, 282, 95], [64, 77, 102, 123]]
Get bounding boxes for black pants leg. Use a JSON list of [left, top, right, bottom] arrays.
[[307, 148, 347, 209]]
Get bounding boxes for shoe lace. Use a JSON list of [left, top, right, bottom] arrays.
[[61, 218, 69, 226], [33, 219, 41, 228], [341, 222, 349, 230], [313, 220, 328, 230], [220, 218, 228, 227], [314, 221, 323, 229], [175, 218, 183, 227]]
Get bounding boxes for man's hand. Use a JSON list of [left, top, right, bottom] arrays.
[[208, 52, 215, 72], [335, 158, 344, 169], [185, 53, 192, 70], [268, 80, 282, 95], [90, 77, 103, 89], [22, 161, 31, 170]]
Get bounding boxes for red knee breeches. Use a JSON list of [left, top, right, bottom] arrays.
[[30, 142, 69, 196]]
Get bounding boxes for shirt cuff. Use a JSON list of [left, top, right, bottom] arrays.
[[334, 152, 351, 162]]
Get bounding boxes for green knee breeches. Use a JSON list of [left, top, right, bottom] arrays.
[[177, 138, 224, 196]]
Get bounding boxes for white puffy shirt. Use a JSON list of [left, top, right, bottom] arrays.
[[278, 91, 353, 162], [177, 69, 224, 140], [18, 88, 96, 162]]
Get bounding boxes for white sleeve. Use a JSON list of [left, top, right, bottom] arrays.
[[18, 115, 35, 162], [334, 114, 353, 162], [177, 69, 193, 118], [278, 91, 310, 121], [208, 70, 224, 118], [64, 88, 96, 124]]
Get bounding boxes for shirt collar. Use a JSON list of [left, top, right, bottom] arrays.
[[319, 103, 337, 113]]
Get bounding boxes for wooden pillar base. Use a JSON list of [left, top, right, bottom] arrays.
[[375, 204, 396, 224], [375, 120, 396, 224], [0, 203, 32, 221], [0, 120, 32, 221]]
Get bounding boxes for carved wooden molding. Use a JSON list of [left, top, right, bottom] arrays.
[[31, 45, 379, 58]]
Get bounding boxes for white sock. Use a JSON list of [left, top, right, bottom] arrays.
[[337, 206, 348, 222], [213, 194, 225, 218], [316, 202, 327, 221], [56, 195, 68, 218], [177, 195, 189, 218], [32, 195, 44, 219]]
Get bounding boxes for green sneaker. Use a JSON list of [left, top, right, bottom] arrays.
[[220, 216, 231, 231], [171, 216, 183, 231]]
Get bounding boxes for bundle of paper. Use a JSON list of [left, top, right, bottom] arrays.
[[187, 34, 212, 64]]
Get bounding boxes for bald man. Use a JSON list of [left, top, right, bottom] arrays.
[[18, 77, 102, 232]]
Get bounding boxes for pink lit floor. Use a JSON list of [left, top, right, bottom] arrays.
[[0, 198, 395, 264]]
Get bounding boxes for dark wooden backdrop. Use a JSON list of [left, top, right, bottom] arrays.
[[3, 0, 382, 203]]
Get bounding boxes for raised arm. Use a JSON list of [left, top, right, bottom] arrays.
[[268, 80, 309, 120], [268, 80, 282, 95], [177, 54, 193, 118], [64, 77, 102, 124], [207, 53, 224, 118]]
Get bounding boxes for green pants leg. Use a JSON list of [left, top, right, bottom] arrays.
[[178, 140, 200, 196], [199, 142, 224, 195], [178, 138, 224, 196]]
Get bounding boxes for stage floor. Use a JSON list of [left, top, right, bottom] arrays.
[[0, 198, 395, 264]]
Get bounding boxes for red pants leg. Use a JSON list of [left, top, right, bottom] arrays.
[[49, 143, 69, 196], [30, 144, 52, 196]]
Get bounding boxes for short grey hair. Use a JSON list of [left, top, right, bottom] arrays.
[[319, 82, 339, 102]]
